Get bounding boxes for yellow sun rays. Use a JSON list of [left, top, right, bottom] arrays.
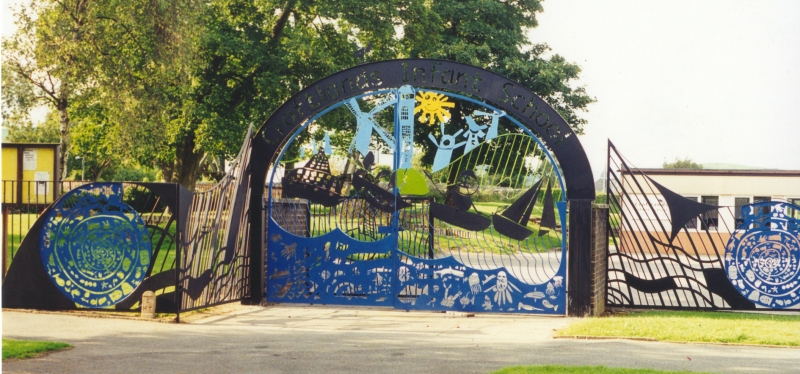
[[414, 91, 455, 125]]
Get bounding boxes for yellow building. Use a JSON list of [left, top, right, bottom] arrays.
[[2, 143, 61, 205]]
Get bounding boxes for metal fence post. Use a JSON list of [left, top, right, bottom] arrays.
[[568, 199, 593, 317], [590, 204, 609, 316], [175, 183, 182, 323], [2, 205, 8, 279], [427, 197, 435, 259]]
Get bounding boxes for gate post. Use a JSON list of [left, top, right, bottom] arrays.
[[568, 199, 593, 317], [590, 204, 609, 316]]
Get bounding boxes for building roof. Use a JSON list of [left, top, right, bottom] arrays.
[[2, 142, 60, 147], [624, 168, 800, 177]]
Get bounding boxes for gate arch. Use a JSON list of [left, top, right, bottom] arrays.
[[249, 59, 595, 315]]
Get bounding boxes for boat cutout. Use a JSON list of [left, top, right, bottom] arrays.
[[537, 181, 557, 237], [491, 178, 545, 241], [351, 174, 411, 213], [282, 149, 343, 207], [430, 170, 491, 231]]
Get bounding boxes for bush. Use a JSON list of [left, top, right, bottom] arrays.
[[105, 167, 159, 182], [595, 193, 607, 205]]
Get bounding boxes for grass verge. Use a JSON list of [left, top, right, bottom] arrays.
[[493, 365, 703, 374], [3, 339, 71, 360], [556, 310, 800, 346]]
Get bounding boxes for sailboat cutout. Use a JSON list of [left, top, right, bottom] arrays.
[[282, 149, 343, 207], [491, 179, 544, 241], [537, 181, 557, 237], [430, 170, 491, 231], [351, 173, 411, 213]]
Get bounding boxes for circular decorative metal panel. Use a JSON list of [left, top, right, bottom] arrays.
[[725, 202, 800, 308], [40, 183, 152, 308]]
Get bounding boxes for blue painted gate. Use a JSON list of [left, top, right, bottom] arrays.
[[265, 84, 569, 315]]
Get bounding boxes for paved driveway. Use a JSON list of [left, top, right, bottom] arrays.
[[3, 305, 798, 373]]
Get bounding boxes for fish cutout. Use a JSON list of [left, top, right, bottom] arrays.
[[524, 291, 545, 300]]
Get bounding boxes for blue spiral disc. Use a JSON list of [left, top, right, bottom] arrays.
[[724, 202, 800, 308], [40, 183, 152, 308]]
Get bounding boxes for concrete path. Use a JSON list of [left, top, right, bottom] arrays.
[[3, 305, 798, 373]]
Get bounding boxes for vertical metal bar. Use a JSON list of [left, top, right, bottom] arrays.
[[8, 181, 16, 264], [391, 89, 401, 309], [175, 183, 182, 323], [427, 197, 434, 259], [53, 146, 60, 201], [305, 201, 311, 237], [2, 205, 8, 278], [605, 140, 612, 309], [16, 146, 23, 211]]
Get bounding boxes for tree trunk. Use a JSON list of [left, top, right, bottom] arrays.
[[94, 159, 113, 181], [57, 90, 70, 181], [160, 161, 174, 184], [171, 132, 204, 191]]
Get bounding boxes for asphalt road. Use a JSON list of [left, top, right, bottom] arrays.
[[3, 305, 799, 373]]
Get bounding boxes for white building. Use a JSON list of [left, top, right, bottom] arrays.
[[619, 169, 800, 238]]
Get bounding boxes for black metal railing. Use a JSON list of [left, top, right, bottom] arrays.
[[2, 180, 94, 277], [177, 128, 254, 313], [1, 181, 181, 313], [606, 142, 798, 311]]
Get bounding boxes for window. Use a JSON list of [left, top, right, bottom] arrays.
[[749, 196, 772, 228], [400, 106, 409, 121], [684, 196, 698, 229], [734, 197, 750, 226], [789, 198, 800, 219], [700, 196, 719, 230], [753, 196, 771, 214], [401, 125, 411, 138]]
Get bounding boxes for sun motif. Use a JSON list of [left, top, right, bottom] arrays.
[[414, 91, 455, 125]]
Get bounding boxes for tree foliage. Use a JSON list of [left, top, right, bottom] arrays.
[[4, 111, 59, 144], [663, 158, 703, 169], [2, 0, 94, 179], [2, 0, 594, 190]]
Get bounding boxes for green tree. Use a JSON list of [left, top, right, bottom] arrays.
[[92, 0, 202, 187], [3, 0, 201, 185], [190, 0, 592, 186], [1, 61, 39, 132], [4, 112, 60, 144], [1, 0, 108, 179], [395, 0, 595, 182], [428, 0, 592, 132], [663, 158, 703, 169], [3, 0, 593, 190], [67, 98, 124, 180]]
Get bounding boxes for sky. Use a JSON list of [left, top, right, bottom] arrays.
[[3, 0, 799, 178], [0, 1, 15, 33], [527, 0, 800, 177]]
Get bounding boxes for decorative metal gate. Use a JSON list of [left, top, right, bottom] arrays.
[[2, 131, 256, 316], [1, 60, 597, 317], [2, 182, 183, 311], [606, 141, 800, 310], [259, 60, 596, 315]]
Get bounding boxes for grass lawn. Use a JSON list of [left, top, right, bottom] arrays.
[[2, 339, 71, 360], [306, 201, 564, 256], [557, 310, 800, 346], [5, 213, 39, 267], [493, 365, 702, 374]]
